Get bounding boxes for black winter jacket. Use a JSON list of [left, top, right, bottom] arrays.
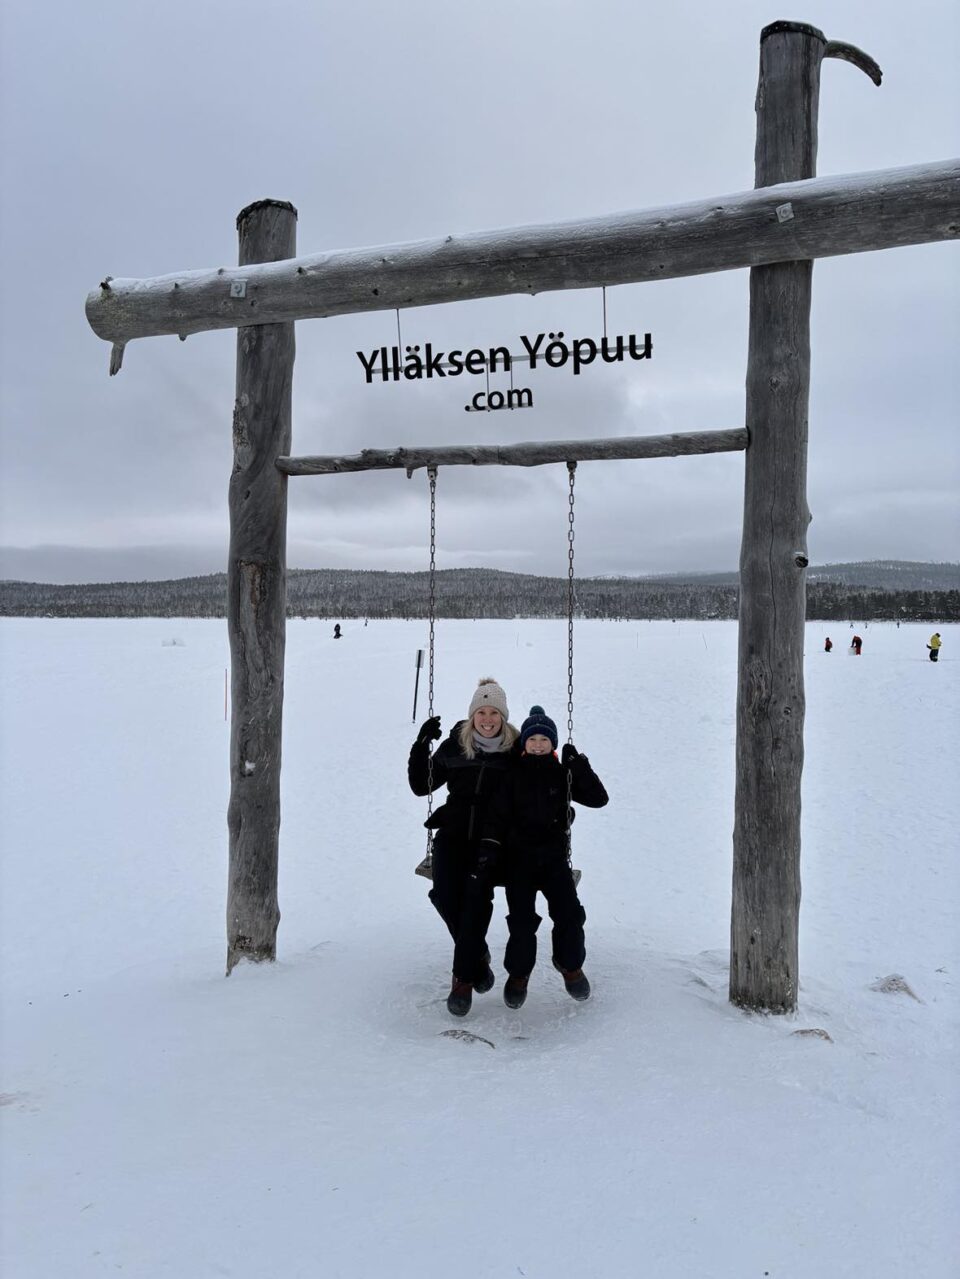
[[481, 750, 608, 862], [408, 721, 517, 845]]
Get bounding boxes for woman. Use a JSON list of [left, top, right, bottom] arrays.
[[408, 677, 519, 1016]]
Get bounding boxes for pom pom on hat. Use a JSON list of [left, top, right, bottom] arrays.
[[468, 677, 509, 722], [520, 704, 558, 750]]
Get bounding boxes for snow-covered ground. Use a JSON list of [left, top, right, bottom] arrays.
[[1, 617, 957, 1278]]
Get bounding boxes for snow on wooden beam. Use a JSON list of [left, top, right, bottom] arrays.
[[276, 428, 749, 476], [86, 160, 959, 356]]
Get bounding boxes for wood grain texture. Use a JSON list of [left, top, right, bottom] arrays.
[[85, 161, 958, 351], [226, 201, 297, 974], [277, 429, 749, 476], [729, 23, 854, 1013]]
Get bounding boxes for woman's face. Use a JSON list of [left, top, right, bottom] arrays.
[[472, 706, 503, 737]]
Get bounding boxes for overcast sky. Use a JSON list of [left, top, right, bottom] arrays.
[[1, 1, 957, 583]]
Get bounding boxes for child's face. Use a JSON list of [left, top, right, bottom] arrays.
[[473, 707, 503, 737], [524, 734, 553, 756]]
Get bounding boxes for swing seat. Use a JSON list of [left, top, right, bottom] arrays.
[[414, 461, 582, 889], [414, 857, 581, 886]]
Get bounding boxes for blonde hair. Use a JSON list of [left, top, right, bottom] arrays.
[[458, 716, 519, 760]]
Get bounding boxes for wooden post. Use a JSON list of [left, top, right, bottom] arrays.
[[731, 23, 825, 1013], [731, 24, 880, 1012], [730, 25, 878, 1011], [226, 199, 297, 974]]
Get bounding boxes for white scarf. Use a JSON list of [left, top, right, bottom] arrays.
[[473, 730, 504, 754]]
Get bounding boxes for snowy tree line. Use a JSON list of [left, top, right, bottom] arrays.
[[1, 563, 957, 621]]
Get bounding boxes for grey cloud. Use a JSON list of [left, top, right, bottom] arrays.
[[1, 1, 957, 583]]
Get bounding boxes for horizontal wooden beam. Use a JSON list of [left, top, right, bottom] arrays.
[[276, 428, 749, 476], [86, 160, 958, 358]]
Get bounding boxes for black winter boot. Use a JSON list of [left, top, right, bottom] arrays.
[[447, 977, 473, 1017], [554, 960, 591, 1001], [474, 949, 495, 995], [503, 975, 529, 1010]]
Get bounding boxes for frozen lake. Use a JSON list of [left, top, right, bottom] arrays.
[[1, 617, 957, 1278]]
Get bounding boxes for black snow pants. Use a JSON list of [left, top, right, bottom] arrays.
[[504, 855, 586, 978], [428, 833, 495, 985]]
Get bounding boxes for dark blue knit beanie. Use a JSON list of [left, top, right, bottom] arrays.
[[520, 704, 558, 750]]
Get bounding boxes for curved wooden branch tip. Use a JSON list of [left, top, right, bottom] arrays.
[[824, 41, 882, 85]]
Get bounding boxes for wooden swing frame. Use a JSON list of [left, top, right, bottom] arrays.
[[83, 22, 959, 1010]]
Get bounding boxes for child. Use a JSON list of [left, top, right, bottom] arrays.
[[479, 705, 608, 1008]]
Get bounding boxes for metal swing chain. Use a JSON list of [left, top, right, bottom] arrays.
[[425, 466, 438, 864], [565, 461, 576, 863]]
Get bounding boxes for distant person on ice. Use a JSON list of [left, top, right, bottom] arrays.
[[851, 634, 863, 656], [333, 624, 341, 639], [479, 705, 608, 1009], [927, 632, 942, 662], [824, 637, 833, 652], [408, 677, 519, 1017]]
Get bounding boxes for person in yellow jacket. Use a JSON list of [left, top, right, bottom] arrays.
[[927, 632, 942, 663]]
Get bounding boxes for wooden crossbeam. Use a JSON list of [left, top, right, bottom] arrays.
[[86, 160, 958, 359], [276, 428, 749, 476]]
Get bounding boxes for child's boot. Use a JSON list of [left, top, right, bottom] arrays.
[[503, 975, 529, 1010], [474, 949, 495, 995], [554, 960, 591, 1001]]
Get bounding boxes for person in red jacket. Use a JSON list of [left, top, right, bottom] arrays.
[[824, 637, 833, 652], [851, 634, 863, 656]]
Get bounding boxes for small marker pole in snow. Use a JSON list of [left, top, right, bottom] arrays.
[[412, 648, 424, 723]]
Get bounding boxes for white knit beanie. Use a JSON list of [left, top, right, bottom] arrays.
[[468, 677, 509, 722]]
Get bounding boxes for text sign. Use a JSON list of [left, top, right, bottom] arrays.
[[357, 330, 652, 413]]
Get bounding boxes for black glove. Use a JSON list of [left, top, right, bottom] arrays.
[[473, 841, 500, 880], [416, 715, 442, 746], [561, 743, 580, 768]]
